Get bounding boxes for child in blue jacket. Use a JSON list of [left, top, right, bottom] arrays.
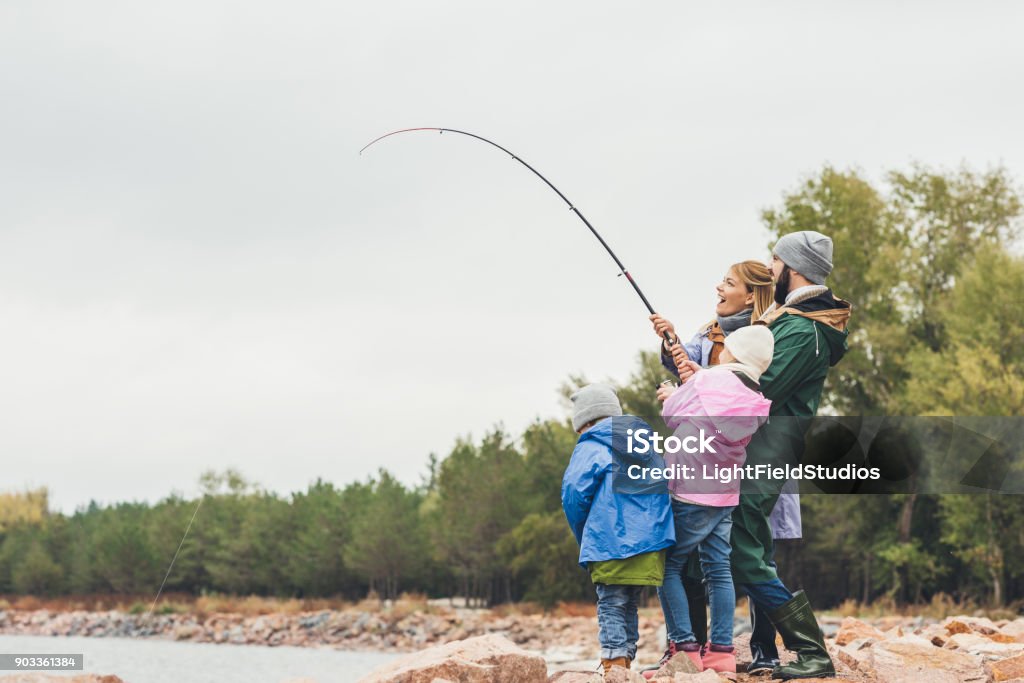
[[561, 383, 675, 675]]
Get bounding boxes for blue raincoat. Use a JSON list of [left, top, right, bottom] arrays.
[[561, 416, 675, 567]]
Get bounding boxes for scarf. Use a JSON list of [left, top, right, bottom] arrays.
[[759, 285, 831, 322], [716, 308, 753, 336]]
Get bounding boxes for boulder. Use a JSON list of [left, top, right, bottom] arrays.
[[1002, 620, 1024, 642], [881, 625, 905, 639], [839, 634, 987, 683], [547, 672, 601, 683], [173, 623, 201, 640], [645, 652, 700, 680], [987, 654, 1024, 682], [834, 617, 884, 646], [946, 633, 1024, 660], [833, 642, 872, 672], [601, 668, 646, 683], [944, 616, 1001, 636], [359, 634, 548, 683], [659, 671, 726, 682]]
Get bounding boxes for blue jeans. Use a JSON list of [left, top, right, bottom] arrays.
[[740, 577, 794, 611], [595, 583, 642, 660], [658, 500, 736, 646]]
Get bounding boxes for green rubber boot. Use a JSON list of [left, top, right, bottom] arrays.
[[767, 591, 835, 680]]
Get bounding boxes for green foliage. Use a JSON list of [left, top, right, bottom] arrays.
[[902, 244, 1024, 416], [938, 494, 1024, 606], [428, 429, 529, 605], [875, 539, 944, 604], [283, 479, 356, 597], [12, 541, 63, 595], [521, 419, 578, 515], [497, 511, 591, 607], [345, 471, 427, 599]]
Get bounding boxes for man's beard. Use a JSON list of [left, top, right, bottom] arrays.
[[774, 265, 792, 306]]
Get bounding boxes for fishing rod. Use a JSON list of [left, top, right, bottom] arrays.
[[360, 127, 675, 346]]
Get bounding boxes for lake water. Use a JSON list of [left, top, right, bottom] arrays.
[[0, 635, 401, 683]]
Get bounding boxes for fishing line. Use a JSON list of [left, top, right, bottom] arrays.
[[360, 127, 674, 345], [144, 494, 204, 621]]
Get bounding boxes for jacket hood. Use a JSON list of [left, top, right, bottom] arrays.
[[579, 415, 659, 468]]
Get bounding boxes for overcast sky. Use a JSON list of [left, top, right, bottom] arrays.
[[2, 1, 1022, 513]]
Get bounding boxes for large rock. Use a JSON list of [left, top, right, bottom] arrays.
[[653, 672, 725, 682], [944, 616, 1001, 636], [645, 652, 700, 680], [837, 634, 987, 683], [547, 672, 601, 683], [987, 654, 1024, 682], [359, 634, 547, 683], [1002, 620, 1024, 642], [834, 617, 884, 646], [946, 633, 1024, 660], [601, 668, 647, 683]]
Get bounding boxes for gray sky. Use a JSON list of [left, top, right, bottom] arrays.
[[2, 1, 1022, 513]]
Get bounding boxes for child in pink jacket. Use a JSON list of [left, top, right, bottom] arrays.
[[654, 325, 774, 678]]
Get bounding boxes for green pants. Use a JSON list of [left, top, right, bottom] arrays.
[[729, 493, 781, 585]]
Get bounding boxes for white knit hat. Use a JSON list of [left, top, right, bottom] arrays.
[[723, 326, 775, 382]]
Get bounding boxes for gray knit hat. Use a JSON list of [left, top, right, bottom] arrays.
[[773, 230, 834, 285], [570, 383, 622, 432]]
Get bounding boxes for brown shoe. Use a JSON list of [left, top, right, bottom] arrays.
[[601, 656, 631, 674]]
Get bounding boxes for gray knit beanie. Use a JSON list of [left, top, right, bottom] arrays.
[[570, 383, 622, 432], [773, 230, 834, 285]]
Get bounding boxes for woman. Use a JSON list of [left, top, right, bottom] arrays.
[[650, 260, 773, 371], [649, 260, 801, 676]]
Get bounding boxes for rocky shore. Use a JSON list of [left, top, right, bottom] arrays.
[[5, 608, 1024, 681], [0, 606, 612, 659], [360, 615, 1024, 683]]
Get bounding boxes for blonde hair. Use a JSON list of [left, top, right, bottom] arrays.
[[730, 260, 774, 322]]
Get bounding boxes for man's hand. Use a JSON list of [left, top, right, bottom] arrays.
[[649, 314, 677, 345], [676, 359, 700, 383]]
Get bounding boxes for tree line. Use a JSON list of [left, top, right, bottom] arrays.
[[1, 164, 1022, 609]]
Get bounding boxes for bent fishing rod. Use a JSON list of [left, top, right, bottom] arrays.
[[360, 127, 675, 347]]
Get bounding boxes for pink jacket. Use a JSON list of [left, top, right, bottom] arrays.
[[660, 368, 772, 507]]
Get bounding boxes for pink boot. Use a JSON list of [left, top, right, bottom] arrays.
[[643, 641, 703, 679], [677, 642, 704, 671], [701, 644, 736, 680]]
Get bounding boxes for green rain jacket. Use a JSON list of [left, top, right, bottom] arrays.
[[731, 289, 851, 584], [759, 290, 851, 419]]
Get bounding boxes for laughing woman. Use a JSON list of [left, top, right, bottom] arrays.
[[650, 260, 773, 371]]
